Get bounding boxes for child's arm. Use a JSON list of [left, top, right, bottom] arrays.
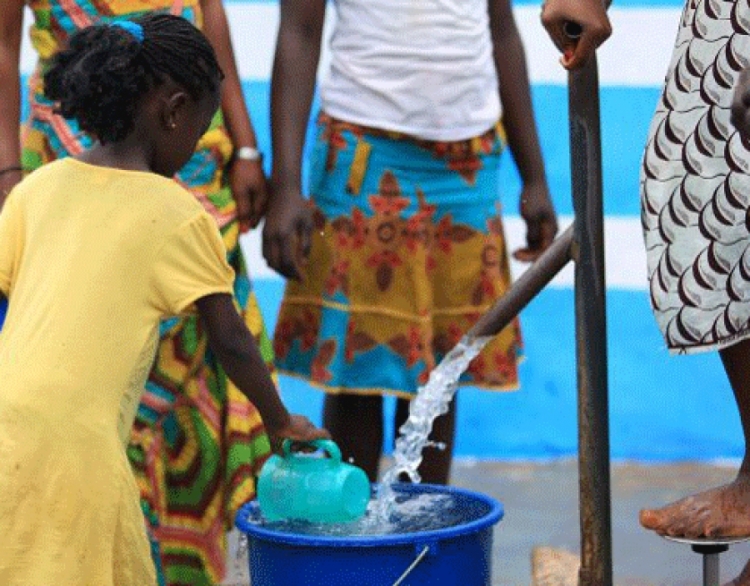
[[489, 0, 558, 262], [196, 292, 328, 442], [200, 0, 267, 232], [0, 0, 26, 208]]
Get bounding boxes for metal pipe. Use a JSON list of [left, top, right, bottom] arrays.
[[467, 226, 573, 339], [703, 553, 720, 586], [569, 54, 613, 586]]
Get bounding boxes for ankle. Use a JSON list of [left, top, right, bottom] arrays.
[[736, 466, 750, 483]]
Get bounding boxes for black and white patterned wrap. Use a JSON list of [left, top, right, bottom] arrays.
[[641, 0, 750, 353]]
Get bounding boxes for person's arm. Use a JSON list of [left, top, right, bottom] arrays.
[[731, 67, 750, 138], [0, 0, 26, 208], [196, 293, 329, 441], [263, 0, 326, 280], [489, 0, 558, 261], [200, 0, 267, 232], [540, 0, 612, 70]]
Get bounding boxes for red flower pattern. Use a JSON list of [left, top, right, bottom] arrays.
[[275, 120, 519, 390]]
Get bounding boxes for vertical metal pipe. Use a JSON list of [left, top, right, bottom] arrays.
[[568, 55, 613, 586], [703, 553, 720, 586]]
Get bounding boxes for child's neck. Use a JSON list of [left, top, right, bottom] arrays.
[[78, 140, 153, 173]]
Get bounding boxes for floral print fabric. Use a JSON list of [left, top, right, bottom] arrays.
[[274, 114, 523, 397]]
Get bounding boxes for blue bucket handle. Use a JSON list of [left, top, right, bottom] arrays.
[[281, 439, 342, 462]]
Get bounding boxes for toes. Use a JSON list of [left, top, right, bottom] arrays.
[[639, 508, 663, 530]]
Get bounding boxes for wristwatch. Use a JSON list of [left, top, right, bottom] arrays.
[[235, 146, 263, 162]]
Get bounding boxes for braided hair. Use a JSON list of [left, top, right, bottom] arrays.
[[44, 13, 224, 144]]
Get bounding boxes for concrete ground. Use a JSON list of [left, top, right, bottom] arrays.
[[224, 459, 750, 586]]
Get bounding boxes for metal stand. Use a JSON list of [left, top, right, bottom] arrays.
[[663, 535, 750, 586]]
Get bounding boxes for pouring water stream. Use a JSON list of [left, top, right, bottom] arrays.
[[238, 332, 494, 545], [374, 334, 494, 519]]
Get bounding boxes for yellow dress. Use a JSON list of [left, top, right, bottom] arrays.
[[21, 4, 273, 582], [0, 159, 235, 585]]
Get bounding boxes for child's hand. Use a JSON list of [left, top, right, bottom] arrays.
[[271, 415, 330, 445], [513, 181, 558, 263]]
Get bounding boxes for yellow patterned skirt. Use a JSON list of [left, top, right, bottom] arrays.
[[274, 114, 523, 397]]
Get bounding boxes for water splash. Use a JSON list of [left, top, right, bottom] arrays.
[[375, 334, 493, 517], [242, 491, 466, 536]]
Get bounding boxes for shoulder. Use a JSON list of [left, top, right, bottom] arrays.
[[11, 159, 68, 193], [97, 167, 208, 232], [146, 178, 205, 221]]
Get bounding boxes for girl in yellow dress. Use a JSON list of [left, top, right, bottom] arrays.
[[0, 14, 327, 585], [0, 1, 274, 583]]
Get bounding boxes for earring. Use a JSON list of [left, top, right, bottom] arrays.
[[169, 122, 177, 129]]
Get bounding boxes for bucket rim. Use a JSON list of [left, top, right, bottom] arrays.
[[235, 483, 504, 548]]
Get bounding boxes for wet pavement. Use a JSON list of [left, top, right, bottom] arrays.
[[224, 459, 750, 585]]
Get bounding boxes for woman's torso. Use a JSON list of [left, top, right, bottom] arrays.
[[321, 0, 501, 141]]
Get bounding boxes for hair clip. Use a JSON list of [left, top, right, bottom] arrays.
[[110, 21, 144, 43]]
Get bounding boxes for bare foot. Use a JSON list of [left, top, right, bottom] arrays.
[[639, 476, 750, 538]]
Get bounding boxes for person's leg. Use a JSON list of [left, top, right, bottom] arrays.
[[639, 338, 750, 539], [394, 396, 457, 484], [323, 393, 384, 482], [724, 561, 750, 586]]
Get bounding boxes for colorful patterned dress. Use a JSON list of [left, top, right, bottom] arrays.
[[641, 0, 750, 353], [274, 114, 523, 396], [20, 1, 272, 584]]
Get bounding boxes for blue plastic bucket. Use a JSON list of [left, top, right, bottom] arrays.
[[235, 483, 503, 586]]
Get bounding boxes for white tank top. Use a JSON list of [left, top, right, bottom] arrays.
[[320, 0, 501, 142]]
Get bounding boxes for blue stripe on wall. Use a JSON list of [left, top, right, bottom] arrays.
[[237, 81, 659, 218], [252, 278, 742, 461], [19, 79, 659, 218], [0, 280, 736, 460]]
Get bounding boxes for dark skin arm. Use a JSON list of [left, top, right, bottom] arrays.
[[196, 293, 329, 442], [263, 0, 327, 280], [0, 0, 25, 208], [731, 67, 750, 138], [201, 0, 267, 231], [489, 0, 558, 261]]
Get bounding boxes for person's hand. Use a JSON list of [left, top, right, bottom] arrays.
[[513, 181, 558, 262], [0, 168, 23, 211], [271, 415, 330, 445], [262, 186, 313, 281], [229, 159, 268, 233], [731, 67, 750, 139], [541, 0, 612, 70]]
